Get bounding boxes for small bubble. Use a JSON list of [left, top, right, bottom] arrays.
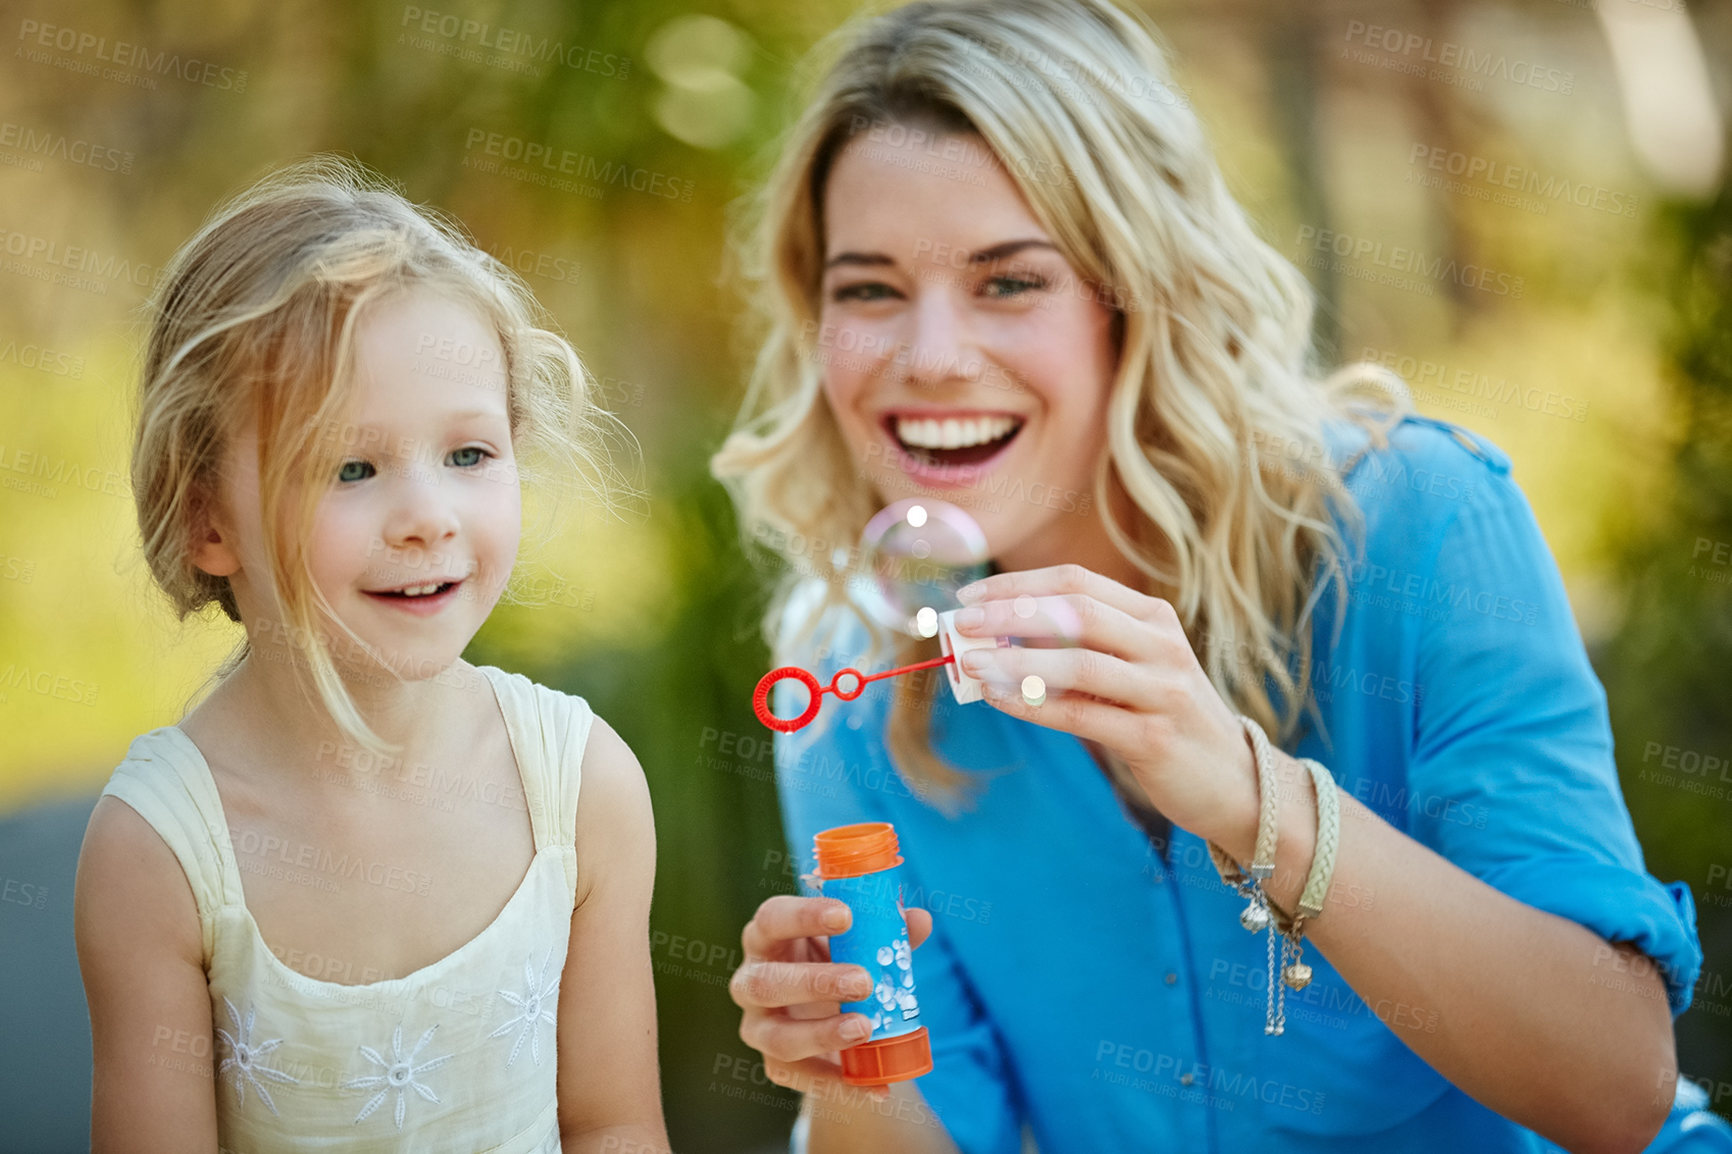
[[1013, 594, 1038, 619], [915, 607, 939, 637], [906, 505, 928, 528]]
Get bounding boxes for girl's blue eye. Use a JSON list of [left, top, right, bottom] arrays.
[[448, 446, 488, 468], [832, 282, 898, 303], [338, 460, 374, 483]]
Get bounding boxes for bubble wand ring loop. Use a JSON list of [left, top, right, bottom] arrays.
[[752, 655, 956, 733]]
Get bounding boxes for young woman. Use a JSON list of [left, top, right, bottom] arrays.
[[713, 1, 1720, 1151]]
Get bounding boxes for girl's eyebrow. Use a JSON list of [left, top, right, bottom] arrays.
[[822, 238, 1058, 271]]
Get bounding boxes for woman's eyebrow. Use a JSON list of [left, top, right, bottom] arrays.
[[969, 239, 1058, 263], [822, 238, 1058, 271]]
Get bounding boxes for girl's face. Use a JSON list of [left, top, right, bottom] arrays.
[[210, 290, 522, 682], [817, 127, 1120, 573]]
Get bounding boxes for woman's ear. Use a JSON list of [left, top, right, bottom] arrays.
[[189, 487, 241, 578]]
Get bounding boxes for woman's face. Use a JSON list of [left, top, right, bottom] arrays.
[[818, 125, 1121, 574]]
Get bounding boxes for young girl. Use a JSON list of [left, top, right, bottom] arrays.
[[715, 1, 1720, 1151], [74, 159, 668, 1153]]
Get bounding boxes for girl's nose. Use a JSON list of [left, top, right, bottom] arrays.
[[382, 467, 460, 548]]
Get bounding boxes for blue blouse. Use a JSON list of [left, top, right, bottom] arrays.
[[774, 414, 1712, 1153]]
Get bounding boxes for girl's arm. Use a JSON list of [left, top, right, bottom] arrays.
[[75, 797, 221, 1153], [556, 717, 670, 1152]]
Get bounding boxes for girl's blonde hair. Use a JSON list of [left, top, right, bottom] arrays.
[[712, 0, 1412, 801], [135, 155, 613, 751]]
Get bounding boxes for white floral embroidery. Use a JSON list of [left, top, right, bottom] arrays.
[[344, 1024, 454, 1128], [216, 997, 300, 1115], [489, 946, 559, 1068]]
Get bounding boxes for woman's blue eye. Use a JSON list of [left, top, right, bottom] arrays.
[[448, 446, 488, 468], [984, 275, 1045, 298], [337, 460, 374, 483]]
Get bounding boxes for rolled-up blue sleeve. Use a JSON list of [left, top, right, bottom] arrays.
[[1406, 463, 1703, 1014], [776, 690, 1023, 1154]]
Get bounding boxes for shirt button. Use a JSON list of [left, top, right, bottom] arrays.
[[1180, 1072, 1195, 1086], [1164, 972, 1178, 986]]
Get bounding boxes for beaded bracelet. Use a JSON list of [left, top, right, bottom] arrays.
[[1206, 718, 1341, 1037]]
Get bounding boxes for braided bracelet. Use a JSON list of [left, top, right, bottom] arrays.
[[1205, 715, 1279, 931], [1267, 757, 1341, 1036], [1206, 716, 1283, 1033], [1206, 718, 1342, 1037]]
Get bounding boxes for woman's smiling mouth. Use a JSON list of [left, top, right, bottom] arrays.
[[883, 410, 1024, 475]]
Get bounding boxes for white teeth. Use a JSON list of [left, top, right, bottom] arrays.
[[896, 415, 1019, 450], [400, 583, 443, 596]]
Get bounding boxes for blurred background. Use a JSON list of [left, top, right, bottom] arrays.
[[1, 0, 1728, 1150]]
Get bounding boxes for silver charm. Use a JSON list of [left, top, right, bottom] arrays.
[[1239, 903, 1270, 933]]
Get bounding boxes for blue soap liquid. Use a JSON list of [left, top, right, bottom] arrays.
[[821, 864, 921, 1042]]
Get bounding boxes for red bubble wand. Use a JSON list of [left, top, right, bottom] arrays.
[[753, 654, 955, 733]]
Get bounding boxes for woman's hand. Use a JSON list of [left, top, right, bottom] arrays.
[[729, 895, 933, 1099], [951, 563, 1259, 847]]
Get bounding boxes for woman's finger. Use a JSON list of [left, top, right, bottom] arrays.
[[763, 1056, 891, 1102], [740, 1005, 877, 1063], [904, 905, 933, 949], [956, 563, 1169, 623], [962, 644, 1161, 714], [741, 894, 852, 959], [975, 678, 1148, 753], [949, 592, 1159, 662], [729, 959, 873, 1010]]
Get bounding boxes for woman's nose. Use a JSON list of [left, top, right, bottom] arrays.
[[902, 287, 979, 390]]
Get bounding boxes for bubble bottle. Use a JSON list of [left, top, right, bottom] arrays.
[[811, 821, 933, 1086]]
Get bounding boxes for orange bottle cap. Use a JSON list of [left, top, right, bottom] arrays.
[[813, 822, 903, 879], [840, 1025, 933, 1086]]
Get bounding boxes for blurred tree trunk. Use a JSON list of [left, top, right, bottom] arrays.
[[1263, 5, 1339, 360]]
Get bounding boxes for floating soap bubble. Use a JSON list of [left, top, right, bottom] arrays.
[[851, 498, 990, 638], [750, 497, 1084, 732]]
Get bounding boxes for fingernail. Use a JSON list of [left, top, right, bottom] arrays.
[[961, 650, 993, 673], [955, 606, 985, 630], [822, 904, 849, 933], [842, 1017, 872, 1041]]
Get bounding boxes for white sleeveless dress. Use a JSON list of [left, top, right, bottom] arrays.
[[98, 664, 590, 1153]]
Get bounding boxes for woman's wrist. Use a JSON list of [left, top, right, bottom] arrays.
[[1206, 737, 1318, 912]]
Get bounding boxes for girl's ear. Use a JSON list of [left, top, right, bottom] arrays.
[[189, 488, 241, 578]]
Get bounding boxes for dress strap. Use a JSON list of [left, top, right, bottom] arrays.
[[478, 666, 592, 901], [98, 728, 245, 964]]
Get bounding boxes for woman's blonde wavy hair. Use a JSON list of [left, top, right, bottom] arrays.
[[135, 155, 618, 753], [712, 0, 1413, 803]]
